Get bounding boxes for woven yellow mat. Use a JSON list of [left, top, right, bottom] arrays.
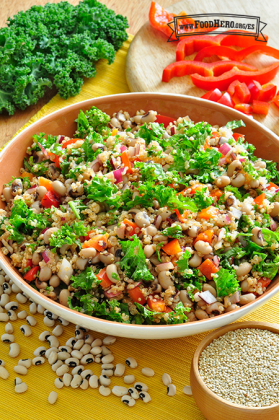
[[1, 34, 279, 420]]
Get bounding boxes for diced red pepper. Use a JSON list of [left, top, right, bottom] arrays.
[[162, 239, 182, 255], [147, 296, 166, 312], [26, 259, 32, 268], [273, 94, 279, 108], [24, 266, 39, 282], [217, 92, 234, 108], [155, 114, 176, 128], [234, 103, 252, 114], [164, 306, 173, 313], [252, 100, 270, 115], [258, 277, 271, 289], [41, 191, 60, 208], [121, 151, 133, 174], [128, 286, 146, 305], [191, 63, 279, 91], [198, 258, 219, 280], [48, 153, 60, 169], [266, 182, 279, 190], [247, 80, 262, 101], [123, 219, 140, 237], [194, 45, 279, 63], [232, 133, 245, 142], [201, 88, 222, 102], [62, 138, 82, 149], [254, 193, 266, 206], [258, 83, 277, 102], [234, 83, 251, 104], [97, 268, 113, 289]]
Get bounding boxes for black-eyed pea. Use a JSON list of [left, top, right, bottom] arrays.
[[39, 331, 51, 342], [48, 391, 58, 405], [71, 374, 82, 389], [65, 358, 79, 368], [112, 386, 128, 397], [7, 310, 17, 321], [102, 369, 113, 377], [20, 325, 32, 337], [2, 283, 11, 295], [128, 387, 140, 399], [0, 313, 9, 322], [102, 363, 114, 369], [18, 359, 31, 369], [89, 375, 99, 388], [91, 338, 102, 347], [74, 329, 84, 340], [14, 365, 27, 375], [102, 336, 116, 346], [0, 366, 9, 379], [80, 344, 91, 355], [15, 381, 28, 393], [95, 356, 101, 364], [183, 385, 193, 395], [48, 351, 58, 365], [14, 377, 22, 386], [52, 325, 63, 337], [5, 301, 18, 311], [125, 357, 137, 369], [59, 346, 72, 353], [57, 351, 71, 361], [0, 294, 9, 307], [162, 373, 172, 386], [139, 391, 151, 403], [1, 333, 14, 343], [99, 375, 111, 386], [16, 293, 28, 304], [33, 346, 47, 357], [84, 334, 94, 344], [121, 395, 136, 407], [81, 369, 93, 380], [57, 317, 69, 327], [102, 354, 114, 364], [47, 336, 59, 348], [167, 384, 176, 396], [25, 315, 37, 327], [9, 343, 20, 358], [71, 350, 83, 360], [66, 337, 76, 348], [44, 317, 55, 327], [72, 366, 84, 375], [29, 302, 37, 314], [239, 293, 256, 305], [52, 360, 63, 372], [73, 339, 84, 350], [63, 373, 72, 387], [81, 354, 94, 365], [114, 363, 125, 377], [0, 360, 5, 366], [32, 357, 45, 366], [101, 346, 111, 356], [56, 364, 69, 376], [11, 283, 21, 293], [91, 346, 102, 356], [124, 375, 135, 384], [99, 385, 111, 396], [5, 322, 13, 334], [134, 382, 148, 392], [141, 367, 155, 377], [18, 310, 28, 320], [80, 379, 89, 390], [54, 378, 64, 389]]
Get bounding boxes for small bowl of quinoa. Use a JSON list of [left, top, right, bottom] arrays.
[[191, 321, 279, 420]]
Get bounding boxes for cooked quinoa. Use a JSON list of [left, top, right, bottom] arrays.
[[1, 106, 279, 325]]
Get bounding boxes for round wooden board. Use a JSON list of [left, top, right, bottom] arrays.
[[126, 0, 279, 135]]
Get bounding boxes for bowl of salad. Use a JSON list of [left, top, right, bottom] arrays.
[[1, 92, 279, 339]]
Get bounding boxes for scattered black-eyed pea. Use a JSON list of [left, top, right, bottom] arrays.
[[9, 343, 20, 358], [32, 356, 45, 366], [18, 359, 31, 369], [52, 325, 63, 337], [99, 385, 111, 396], [167, 384, 176, 396], [48, 391, 58, 405], [5, 322, 13, 334], [102, 363, 114, 370], [0, 307, 4, 313], [5, 301, 18, 311], [80, 344, 91, 355], [99, 374, 111, 386], [57, 351, 71, 361], [37, 305, 45, 314], [14, 377, 22, 385], [43, 317, 55, 327], [48, 351, 58, 365], [44, 310, 58, 320], [128, 387, 139, 399], [142, 367, 155, 377], [101, 346, 111, 356], [33, 347, 47, 357], [134, 382, 148, 392], [54, 377, 64, 389], [56, 364, 69, 376], [66, 337, 76, 348], [91, 346, 102, 356], [89, 375, 98, 388], [29, 302, 37, 314], [81, 369, 93, 380], [20, 325, 32, 337], [80, 379, 89, 390], [17, 310, 28, 320], [74, 329, 84, 340], [124, 375, 135, 384], [59, 345, 72, 353], [121, 395, 136, 407], [102, 369, 113, 377], [84, 334, 94, 344], [63, 373, 72, 387], [52, 360, 63, 372], [7, 310, 17, 321], [11, 284, 21, 293], [2, 283, 11, 295], [92, 338, 102, 347], [15, 381, 28, 394], [14, 365, 28, 375], [26, 316, 37, 327], [46, 348, 59, 359], [102, 354, 114, 364], [81, 354, 94, 365], [47, 336, 59, 348], [139, 391, 151, 403], [57, 317, 69, 326], [1, 333, 14, 343], [73, 339, 84, 350], [114, 363, 125, 377], [162, 373, 172, 386], [0, 366, 9, 379], [0, 313, 9, 322], [70, 350, 82, 360], [112, 386, 128, 397], [125, 357, 137, 369], [183, 386, 192, 396], [16, 293, 27, 304], [71, 374, 82, 389], [65, 358, 79, 368], [76, 325, 87, 333], [72, 366, 84, 375], [0, 360, 5, 366], [95, 357, 101, 364], [103, 336, 116, 346], [0, 294, 9, 307], [39, 331, 51, 342]]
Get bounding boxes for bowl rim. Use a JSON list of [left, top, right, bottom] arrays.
[[191, 320, 279, 410], [1, 91, 279, 334]]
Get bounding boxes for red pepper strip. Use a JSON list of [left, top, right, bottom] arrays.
[[273, 94, 279, 108], [247, 80, 262, 101], [162, 61, 257, 83], [62, 138, 82, 149], [258, 83, 277, 102], [217, 92, 234, 108], [48, 153, 60, 169], [41, 191, 60, 208], [176, 31, 268, 61], [252, 100, 270, 115], [155, 114, 176, 128], [24, 266, 39, 282], [194, 45, 279, 62], [232, 133, 245, 142], [235, 103, 252, 114], [191, 63, 279, 91]]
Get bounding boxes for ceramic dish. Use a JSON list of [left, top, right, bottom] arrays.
[[1, 92, 279, 339], [190, 321, 279, 420]]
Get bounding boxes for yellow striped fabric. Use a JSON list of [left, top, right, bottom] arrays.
[[1, 33, 279, 420]]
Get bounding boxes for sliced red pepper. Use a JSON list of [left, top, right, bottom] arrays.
[[176, 31, 268, 61], [162, 60, 257, 83], [121, 151, 133, 174], [232, 133, 245, 142], [252, 100, 270, 115], [235, 83, 251, 104], [273, 94, 279, 108], [24, 266, 39, 282], [26, 259, 32, 268], [258, 83, 277, 102], [97, 268, 113, 289], [254, 193, 266, 205], [247, 80, 262, 101], [217, 92, 234, 108], [194, 45, 279, 63], [146, 296, 166, 312], [201, 88, 222, 102], [234, 103, 252, 114], [258, 277, 271, 289], [128, 286, 146, 305], [41, 191, 60, 208], [62, 138, 82, 149], [123, 219, 140, 237], [155, 114, 176, 128], [48, 153, 60, 169], [191, 63, 279, 91]]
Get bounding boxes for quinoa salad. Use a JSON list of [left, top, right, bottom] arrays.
[[1, 106, 279, 325]]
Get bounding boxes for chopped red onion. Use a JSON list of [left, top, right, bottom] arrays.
[[91, 159, 100, 172], [116, 224, 126, 239], [219, 143, 232, 155], [104, 289, 123, 298], [217, 228, 226, 242], [42, 250, 50, 263], [135, 143, 141, 155], [120, 145, 127, 153], [230, 152, 237, 160], [198, 290, 217, 305], [230, 208, 243, 220], [170, 126, 175, 136], [110, 157, 119, 169], [61, 217, 65, 221], [218, 157, 227, 166], [113, 168, 125, 184], [229, 290, 240, 304], [58, 135, 65, 144], [38, 143, 49, 159], [270, 218, 277, 231], [154, 215, 162, 229], [41, 228, 49, 234], [225, 214, 231, 223], [239, 157, 246, 163], [213, 255, 220, 267]]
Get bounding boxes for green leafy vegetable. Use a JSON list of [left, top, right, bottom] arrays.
[[225, 120, 245, 130], [71, 267, 100, 291], [193, 187, 214, 210], [162, 225, 183, 238], [49, 221, 88, 250], [85, 176, 121, 209], [213, 268, 240, 297], [177, 250, 191, 276], [120, 235, 153, 282], [75, 107, 110, 137]]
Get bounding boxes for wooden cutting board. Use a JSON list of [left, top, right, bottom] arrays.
[[126, 0, 279, 135]]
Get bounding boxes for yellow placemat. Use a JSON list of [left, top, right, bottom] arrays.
[[1, 33, 279, 420]]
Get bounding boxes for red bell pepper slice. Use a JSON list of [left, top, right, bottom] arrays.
[[62, 138, 82, 149], [227, 81, 251, 103], [201, 88, 222, 102], [217, 92, 234, 108], [191, 63, 279, 91], [273, 94, 279, 108], [176, 31, 268, 61], [96, 268, 113, 289], [247, 80, 262, 101], [24, 266, 39, 282], [258, 277, 271, 289], [146, 296, 166, 312], [194, 45, 279, 63], [162, 60, 257, 83], [234, 103, 252, 114], [252, 100, 270, 115], [128, 286, 146, 305], [232, 133, 245, 142], [48, 153, 60, 169], [258, 83, 277, 102], [41, 191, 60, 208], [155, 114, 176, 128]]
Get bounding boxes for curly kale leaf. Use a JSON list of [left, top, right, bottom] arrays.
[[49, 221, 88, 250], [120, 235, 153, 282]]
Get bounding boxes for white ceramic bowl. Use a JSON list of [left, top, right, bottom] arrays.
[[1, 92, 279, 339]]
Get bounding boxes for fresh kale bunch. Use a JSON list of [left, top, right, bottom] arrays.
[[0, 0, 128, 115]]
